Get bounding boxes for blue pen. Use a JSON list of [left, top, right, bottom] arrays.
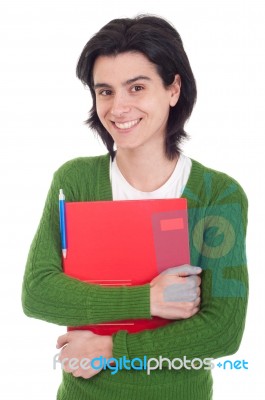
[[59, 189, 67, 259]]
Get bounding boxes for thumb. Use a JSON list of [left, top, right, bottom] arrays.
[[162, 264, 202, 277], [56, 332, 70, 349]]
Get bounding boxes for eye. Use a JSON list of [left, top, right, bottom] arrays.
[[131, 85, 144, 92], [98, 89, 112, 96]]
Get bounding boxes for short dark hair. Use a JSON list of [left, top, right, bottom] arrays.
[[76, 15, 197, 159]]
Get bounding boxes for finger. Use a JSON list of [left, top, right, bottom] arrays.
[[194, 297, 201, 307], [58, 346, 66, 362], [72, 368, 82, 378], [177, 265, 202, 276], [170, 275, 199, 290], [162, 265, 202, 277], [164, 283, 199, 302], [194, 306, 200, 314], [184, 275, 199, 289], [56, 333, 70, 349], [63, 363, 76, 374], [190, 306, 200, 317]]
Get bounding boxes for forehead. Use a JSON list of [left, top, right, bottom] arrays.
[[92, 52, 159, 83]]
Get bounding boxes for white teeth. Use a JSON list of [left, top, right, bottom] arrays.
[[115, 119, 140, 130]]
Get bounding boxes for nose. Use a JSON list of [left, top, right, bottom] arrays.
[[110, 91, 131, 117]]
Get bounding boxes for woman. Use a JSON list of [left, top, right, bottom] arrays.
[[22, 15, 248, 400]]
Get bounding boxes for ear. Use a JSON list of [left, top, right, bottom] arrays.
[[169, 74, 181, 107]]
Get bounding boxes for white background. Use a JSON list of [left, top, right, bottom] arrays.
[[0, 0, 264, 398]]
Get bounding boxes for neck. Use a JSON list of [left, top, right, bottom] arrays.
[[115, 146, 179, 192]]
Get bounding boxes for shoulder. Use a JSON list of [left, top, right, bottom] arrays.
[[187, 159, 248, 234], [189, 158, 248, 207], [54, 154, 110, 179], [50, 154, 111, 201], [55, 154, 109, 175]]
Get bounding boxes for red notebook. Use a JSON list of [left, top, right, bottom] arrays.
[[63, 198, 190, 334]]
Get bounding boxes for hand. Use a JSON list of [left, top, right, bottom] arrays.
[[56, 330, 113, 379], [150, 264, 202, 320]]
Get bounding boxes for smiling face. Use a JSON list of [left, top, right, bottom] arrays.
[[92, 52, 181, 155]]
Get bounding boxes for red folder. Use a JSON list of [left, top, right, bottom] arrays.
[[63, 198, 190, 334]]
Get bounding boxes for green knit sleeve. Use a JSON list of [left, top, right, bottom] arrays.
[[112, 172, 248, 362], [21, 161, 151, 326]]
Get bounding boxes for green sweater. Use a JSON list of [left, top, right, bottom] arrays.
[[22, 154, 248, 400]]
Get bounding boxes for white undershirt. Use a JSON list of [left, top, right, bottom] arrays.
[[110, 153, 192, 200]]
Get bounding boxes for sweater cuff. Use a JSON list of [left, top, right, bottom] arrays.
[[112, 329, 152, 360], [89, 283, 151, 323], [112, 330, 129, 359]]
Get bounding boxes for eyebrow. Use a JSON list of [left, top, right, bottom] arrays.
[[93, 75, 152, 90]]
